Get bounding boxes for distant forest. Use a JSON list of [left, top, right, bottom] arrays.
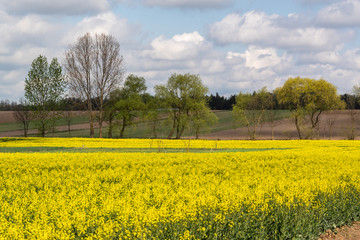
[[1, 92, 359, 111]]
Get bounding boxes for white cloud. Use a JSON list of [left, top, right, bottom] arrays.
[[223, 46, 293, 92], [0, 11, 62, 57], [2, 0, 109, 15], [15, 15, 53, 35], [143, 31, 211, 60], [209, 11, 353, 52], [317, 0, 360, 27], [139, 0, 232, 8], [238, 46, 286, 69], [62, 12, 141, 46]]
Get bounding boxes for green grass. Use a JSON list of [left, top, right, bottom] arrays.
[[0, 146, 288, 153], [7, 110, 291, 138], [0, 115, 89, 132]]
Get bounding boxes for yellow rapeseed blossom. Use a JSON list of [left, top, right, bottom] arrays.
[[0, 138, 359, 238]]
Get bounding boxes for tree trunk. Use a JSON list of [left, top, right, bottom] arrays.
[[108, 116, 113, 138], [195, 126, 200, 139], [41, 122, 45, 137], [294, 116, 302, 139], [153, 121, 157, 138], [23, 122, 28, 138], [178, 124, 186, 139], [167, 115, 176, 139], [99, 97, 104, 138], [89, 117, 94, 138], [99, 117, 103, 138], [87, 98, 94, 138], [120, 116, 126, 138]]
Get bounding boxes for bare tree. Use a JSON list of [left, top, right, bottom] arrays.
[[93, 34, 125, 138], [64, 33, 124, 138], [65, 33, 95, 137], [13, 99, 32, 137]]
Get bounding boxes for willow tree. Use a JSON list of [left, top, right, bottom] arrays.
[[155, 73, 211, 139], [275, 77, 345, 139], [65, 33, 124, 138]]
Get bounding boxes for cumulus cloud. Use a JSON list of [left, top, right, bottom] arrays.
[[62, 12, 141, 46], [0, 11, 62, 59], [233, 46, 288, 69], [223, 46, 293, 92], [317, 0, 360, 27], [116, 0, 232, 8], [143, 31, 211, 61], [1, 0, 109, 15], [208, 11, 353, 52]]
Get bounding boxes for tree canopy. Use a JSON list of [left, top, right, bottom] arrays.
[[115, 74, 147, 138], [233, 87, 273, 140], [275, 77, 345, 139], [155, 73, 213, 139], [24, 55, 67, 137]]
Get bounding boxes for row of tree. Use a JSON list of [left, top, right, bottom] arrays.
[[17, 70, 217, 139], [233, 77, 360, 140], [17, 32, 219, 139], [10, 32, 360, 139]]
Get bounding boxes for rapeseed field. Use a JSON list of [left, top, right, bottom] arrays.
[[0, 138, 359, 239]]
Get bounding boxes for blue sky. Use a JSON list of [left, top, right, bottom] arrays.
[[0, 0, 360, 100]]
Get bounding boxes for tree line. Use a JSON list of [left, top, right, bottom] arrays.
[[4, 32, 360, 139]]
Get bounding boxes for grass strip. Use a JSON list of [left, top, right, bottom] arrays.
[[0, 147, 289, 153]]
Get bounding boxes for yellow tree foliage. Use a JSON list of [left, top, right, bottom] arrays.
[[275, 77, 345, 139]]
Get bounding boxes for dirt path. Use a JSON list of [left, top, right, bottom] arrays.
[[319, 222, 360, 240]]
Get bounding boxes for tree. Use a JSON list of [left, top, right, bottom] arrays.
[[64, 32, 124, 138], [155, 73, 209, 139], [115, 74, 146, 138], [233, 87, 272, 140], [104, 88, 122, 138], [191, 101, 218, 139], [275, 77, 345, 139], [264, 92, 279, 140], [345, 85, 360, 139], [13, 98, 32, 137], [25, 55, 66, 137], [143, 94, 163, 138]]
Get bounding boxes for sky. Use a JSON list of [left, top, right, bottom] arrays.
[[1, 0, 360, 101]]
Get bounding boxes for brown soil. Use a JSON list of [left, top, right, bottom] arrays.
[[0, 111, 91, 137], [319, 222, 360, 240], [199, 110, 360, 140], [0, 111, 17, 123]]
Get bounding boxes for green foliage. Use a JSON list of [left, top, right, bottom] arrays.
[[276, 77, 344, 112], [155, 73, 211, 139], [353, 85, 360, 106], [143, 95, 164, 138], [233, 87, 274, 140], [115, 75, 147, 138], [24, 55, 67, 137], [275, 77, 345, 139], [191, 102, 218, 139]]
